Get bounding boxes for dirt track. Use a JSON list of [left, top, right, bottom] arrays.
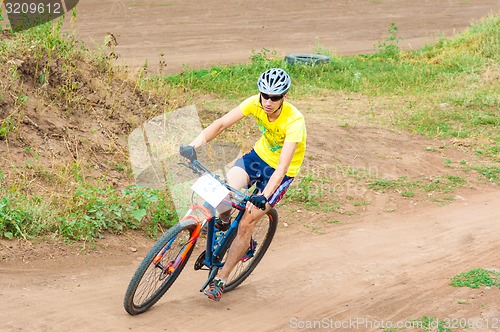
[[1, 1, 500, 331], [72, 0, 498, 73], [2, 191, 500, 331]]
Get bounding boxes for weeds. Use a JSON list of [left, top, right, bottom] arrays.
[[284, 173, 324, 205], [450, 268, 500, 289], [0, 182, 177, 241], [367, 175, 466, 199], [164, 14, 498, 99], [0, 116, 16, 140], [472, 164, 500, 183], [374, 22, 401, 59]]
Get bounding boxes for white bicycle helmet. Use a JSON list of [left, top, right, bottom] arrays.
[[257, 68, 291, 95]]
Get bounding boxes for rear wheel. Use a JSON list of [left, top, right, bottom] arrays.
[[222, 208, 278, 292], [124, 219, 198, 315]]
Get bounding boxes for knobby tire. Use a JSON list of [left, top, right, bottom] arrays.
[[123, 219, 198, 315], [221, 208, 278, 292]]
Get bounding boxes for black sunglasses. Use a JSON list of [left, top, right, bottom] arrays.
[[261, 93, 284, 102]]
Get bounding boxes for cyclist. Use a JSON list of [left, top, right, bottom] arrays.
[[180, 68, 307, 301]]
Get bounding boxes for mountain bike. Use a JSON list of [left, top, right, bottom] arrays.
[[123, 158, 278, 315]]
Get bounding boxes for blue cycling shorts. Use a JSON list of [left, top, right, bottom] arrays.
[[234, 149, 294, 207]]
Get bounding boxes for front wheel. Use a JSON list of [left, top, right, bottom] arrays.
[[222, 208, 278, 292], [124, 219, 198, 315]]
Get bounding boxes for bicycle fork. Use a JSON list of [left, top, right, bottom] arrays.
[[153, 222, 202, 276]]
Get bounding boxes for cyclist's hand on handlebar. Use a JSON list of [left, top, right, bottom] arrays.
[[179, 144, 197, 161], [249, 194, 268, 210]]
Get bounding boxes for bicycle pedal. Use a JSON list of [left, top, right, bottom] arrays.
[[239, 239, 258, 262]]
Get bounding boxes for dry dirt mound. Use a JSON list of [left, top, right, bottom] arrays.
[[0, 41, 171, 193]]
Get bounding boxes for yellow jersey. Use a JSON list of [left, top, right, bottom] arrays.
[[240, 95, 307, 177]]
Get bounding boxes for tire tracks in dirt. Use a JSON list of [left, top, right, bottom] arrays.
[[1, 191, 499, 331]]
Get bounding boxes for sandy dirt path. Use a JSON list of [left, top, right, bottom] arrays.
[[1, 191, 499, 331], [72, 0, 499, 73]]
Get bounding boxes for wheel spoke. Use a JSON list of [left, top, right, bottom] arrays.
[[124, 219, 198, 315], [222, 209, 278, 291]]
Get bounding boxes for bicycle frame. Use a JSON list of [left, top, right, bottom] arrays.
[[124, 157, 277, 315], [198, 201, 246, 291], [157, 159, 256, 292]]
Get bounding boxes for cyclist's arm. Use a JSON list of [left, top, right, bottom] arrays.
[[261, 141, 297, 199], [189, 106, 245, 148]]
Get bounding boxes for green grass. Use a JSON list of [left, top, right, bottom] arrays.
[[162, 13, 499, 161], [407, 316, 451, 332], [163, 14, 498, 99], [163, 49, 451, 99], [0, 181, 177, 241], [367, 175, 466, 199], [450, 268, 500, 289], [283, 173, 326, 208], [472, 164, 500, 183]]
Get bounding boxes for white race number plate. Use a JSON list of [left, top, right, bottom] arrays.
[[191, 174, 229, 208]]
